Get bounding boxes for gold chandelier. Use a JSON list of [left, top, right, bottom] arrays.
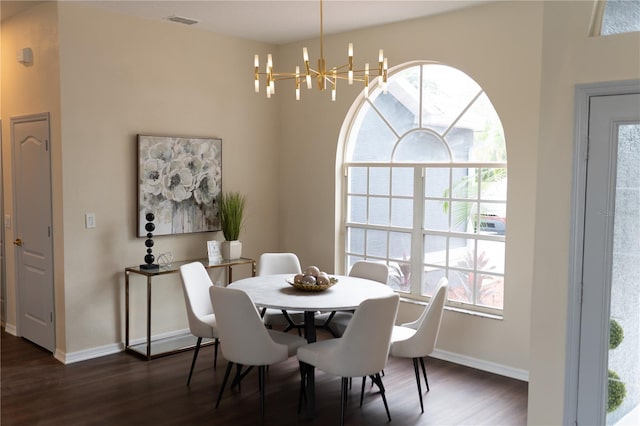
[[253, 0, 388, 101]]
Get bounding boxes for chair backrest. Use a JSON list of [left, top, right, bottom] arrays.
[[210, 285, 288, 365], [257, 252, 302, 276], [328, 294, 399, 377], [179, 262, 214, 336], [394, 277, 448, 357], [348, 260, 389, 285]]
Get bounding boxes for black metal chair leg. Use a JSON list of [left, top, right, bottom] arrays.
[[187, 337, 202, 385], [233, 364, 241, 390], [370, 373, 391, 422], [216, 361, 234, 408], [340, 377, 349, 426], [259, 365, 266, 425], [213, 338, 219, 369], [360, 376, 366, 406], [413, 358, 424, 413], [298, 361, 307, 413], [419, 357, 429, 391]]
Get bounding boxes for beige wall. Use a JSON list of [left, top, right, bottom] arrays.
[[2, 1, 279, 353], [55, 2, 280, 352], [529, 1, 640, 424]]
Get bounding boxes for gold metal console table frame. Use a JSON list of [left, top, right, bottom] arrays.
[[124, 257, 256, 360]]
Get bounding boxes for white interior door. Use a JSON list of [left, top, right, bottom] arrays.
[[11, 113, 55, 352], [577, 93, 640, 425]]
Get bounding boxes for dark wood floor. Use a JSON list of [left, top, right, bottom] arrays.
[[1, 330, 527, 425]]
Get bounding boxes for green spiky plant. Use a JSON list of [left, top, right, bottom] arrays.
[[217, 191, 246, 241]]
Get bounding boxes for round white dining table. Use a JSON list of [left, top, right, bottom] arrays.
[[227, 273, 394, 342]]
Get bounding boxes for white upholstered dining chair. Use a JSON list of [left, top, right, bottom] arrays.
[[210, 285, 306, 424], [389, 277, 448, 413], [297, 293, 399, 426], [315, 260, 390, 337], [178, 261, 220, 385], [258, 252, 305, 334]]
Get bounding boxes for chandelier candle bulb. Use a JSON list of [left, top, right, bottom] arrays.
[[332, 69, 337, 101], [383, 58, 388, 93], [295, 66, 301, 100], [364, 63, 370, 97], [348, 43, 354, 84], [254, 55, 260, 92]]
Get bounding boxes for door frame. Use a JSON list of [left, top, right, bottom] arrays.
[[0, 119, 4, 326], [565, 80, 640, 424]]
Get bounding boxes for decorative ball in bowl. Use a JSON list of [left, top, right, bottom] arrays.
[[286, 265, 338, 292]]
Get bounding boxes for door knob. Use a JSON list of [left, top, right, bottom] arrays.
[[13, 238, 22, 246]]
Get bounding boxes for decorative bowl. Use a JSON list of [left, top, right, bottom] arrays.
[[286, 277, 338, 292]]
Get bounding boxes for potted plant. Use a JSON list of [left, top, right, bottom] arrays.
[[218, 191, 246, 259]]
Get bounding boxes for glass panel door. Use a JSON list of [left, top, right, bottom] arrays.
[[577, 93, 640, 425], [607, 123, 640, 425]]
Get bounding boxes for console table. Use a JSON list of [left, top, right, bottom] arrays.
[[124, 257, 256, 360]]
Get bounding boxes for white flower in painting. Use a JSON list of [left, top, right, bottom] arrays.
[[201, 142, 219, 164], [183, 154, 206, 179], [193, 164, 222, 205], [141, 158, 165, 196], [142, 138, 174, 162], [162, 159, 195, 202]]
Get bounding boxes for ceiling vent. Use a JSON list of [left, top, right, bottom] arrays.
[[166, 15, 199, 25]]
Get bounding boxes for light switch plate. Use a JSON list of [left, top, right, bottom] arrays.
[[4, 214, 11, 228], [85, 213, 96, 229]]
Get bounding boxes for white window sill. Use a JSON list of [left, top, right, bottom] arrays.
[[398, 296, 504, 321]]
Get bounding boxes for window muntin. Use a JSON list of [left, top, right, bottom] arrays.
[[344, 63, 507, 315]]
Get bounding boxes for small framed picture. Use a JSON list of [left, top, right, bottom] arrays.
[[207, 240, 222, 262]]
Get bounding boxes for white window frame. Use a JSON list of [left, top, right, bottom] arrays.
[[341, 62, 507, 316]]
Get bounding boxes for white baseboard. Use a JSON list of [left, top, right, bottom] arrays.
[[56, 342, 123, 364], [57, 328, 191, 364], [430, 348, 529, 382], [4, 322, 17, 336]]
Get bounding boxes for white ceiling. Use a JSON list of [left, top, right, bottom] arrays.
[[79, 0, 490, 45]]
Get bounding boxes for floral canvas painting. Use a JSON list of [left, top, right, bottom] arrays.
[[137, 135, 222, 236]]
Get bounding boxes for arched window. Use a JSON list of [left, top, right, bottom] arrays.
[[343, 62, 507, 314], [595, 0, 640, 36]]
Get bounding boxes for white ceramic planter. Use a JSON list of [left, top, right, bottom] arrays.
[[221, 240, 242, 259]]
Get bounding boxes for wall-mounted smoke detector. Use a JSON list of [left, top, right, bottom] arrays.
[[166, 15, 199, 25]]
